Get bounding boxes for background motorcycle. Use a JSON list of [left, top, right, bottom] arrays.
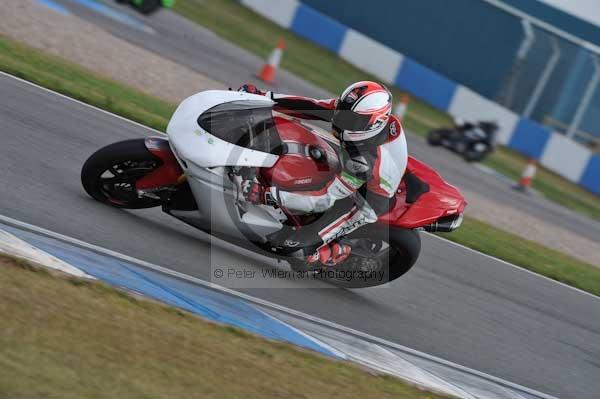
[[115, 0, 174, 15], [427, 119, 498, 162], [81, 90, 466, 288]]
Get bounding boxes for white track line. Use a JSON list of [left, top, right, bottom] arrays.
[[0, 213, 557, 399], [2, 70, 596, 301], [0, 71, 164, 135], [0, 229, 92, 278], [427, 233, 600, 301]]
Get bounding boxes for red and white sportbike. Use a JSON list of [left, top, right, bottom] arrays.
[[81, 90, 466, 287]]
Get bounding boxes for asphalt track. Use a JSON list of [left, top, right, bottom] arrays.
[[6, 1, 600, 396], [51, 0, 600, 245], [3, 70, 600, 398]]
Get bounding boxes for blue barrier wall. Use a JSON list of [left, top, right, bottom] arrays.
[[394, 58, 457, 110], [291, 4, 347, 53], [580, 155, 600, 195], [394, 58, 456, 109], [299, 0, 600, 139], [300, 0, 522, 98], [241, 0, 599, 191], [508, 118, 552, 159]]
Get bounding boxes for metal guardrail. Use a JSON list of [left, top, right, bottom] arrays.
[[544, 116, 600, 151], [483, 0, 600, 142]]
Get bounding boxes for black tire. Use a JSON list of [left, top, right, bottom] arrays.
[[310, 226, 421, 288], [136, 0, 161, 14], [463, 146, 488, 163], [427, 129, 445, 146], [81, 139, 163, 209]]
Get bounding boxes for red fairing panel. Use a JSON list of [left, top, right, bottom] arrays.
[[136, 136, 183, 190], [378, 156, 466, 228], [260, 116, 340, 191]]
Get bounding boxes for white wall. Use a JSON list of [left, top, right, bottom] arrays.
[[540, 133, 592, 182], [448, 87, 519, 145], [339, 30, 404, 84], [240, 0, 298, 28]]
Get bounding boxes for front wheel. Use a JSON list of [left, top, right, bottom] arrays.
[[304, 226, 421, 288], [463, 144, 489, 162], [81, 139, 163, 209], [427, 129, 446, 146]]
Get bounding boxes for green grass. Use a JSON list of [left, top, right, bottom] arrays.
[[174, 0, 600, 220], [0, 256, 451, 399], [483, 148, 600, 222], [0, 34, 174, 132], [0, 33, 598, 297], [444, 217, 600, 296]]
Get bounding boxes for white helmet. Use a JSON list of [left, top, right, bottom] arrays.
[[332, 81, 393, 146]]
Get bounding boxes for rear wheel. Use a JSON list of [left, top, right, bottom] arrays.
[[297, 226, 421, 288], [463, 144, 488, 162], [81, 139, 163, 209]]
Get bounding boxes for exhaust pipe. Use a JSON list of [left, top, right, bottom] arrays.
[[424, 214, 464, 233]]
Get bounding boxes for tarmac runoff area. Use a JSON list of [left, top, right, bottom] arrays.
[[0, 74, 599, 398], [2, 0, 600, 265]]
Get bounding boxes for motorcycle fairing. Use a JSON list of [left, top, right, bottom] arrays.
[[260, 116, 341, 191], [136, 137, 183, 190], [167, 90, 279, 169], [164, 90, 465, 239], [379, 157, 466, 228]]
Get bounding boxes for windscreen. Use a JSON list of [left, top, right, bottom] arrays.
[[197, 100, 283, 155]]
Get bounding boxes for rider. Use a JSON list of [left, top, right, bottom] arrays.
[[239, 81, 408, 266]]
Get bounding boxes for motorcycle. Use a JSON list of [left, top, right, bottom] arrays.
[[115, 0, 174, 15], [81, 90, 466, 288], [427, 120, 498, 162]]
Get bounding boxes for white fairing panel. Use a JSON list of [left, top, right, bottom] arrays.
[[378, 129, 408, 197], [166, 90, 279, 168]]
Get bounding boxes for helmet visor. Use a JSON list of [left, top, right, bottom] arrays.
[[332, 109, 372, 132]]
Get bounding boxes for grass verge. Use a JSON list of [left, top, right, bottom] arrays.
[[0, 33, 598, 296], [445, 217, 600, 296], [174, 0, 600, 222], [483, 148, 600, 222], [0, 34, 174, 132], [0, 255, 450, 399]]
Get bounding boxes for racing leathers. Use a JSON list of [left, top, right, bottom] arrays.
[[248, 90, 408, 261]]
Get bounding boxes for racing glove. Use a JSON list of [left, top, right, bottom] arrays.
[[241, 180, 276, 206], [238, 84, 266, 96]]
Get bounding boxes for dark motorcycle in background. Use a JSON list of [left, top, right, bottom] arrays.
[[115, 0, 174, 15], [427, 120, 498, 162]]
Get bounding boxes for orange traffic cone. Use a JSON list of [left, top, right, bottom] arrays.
[[394, 93, 410, 121], [514, 159, 537, 192], [258, 39, 285, 84]]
